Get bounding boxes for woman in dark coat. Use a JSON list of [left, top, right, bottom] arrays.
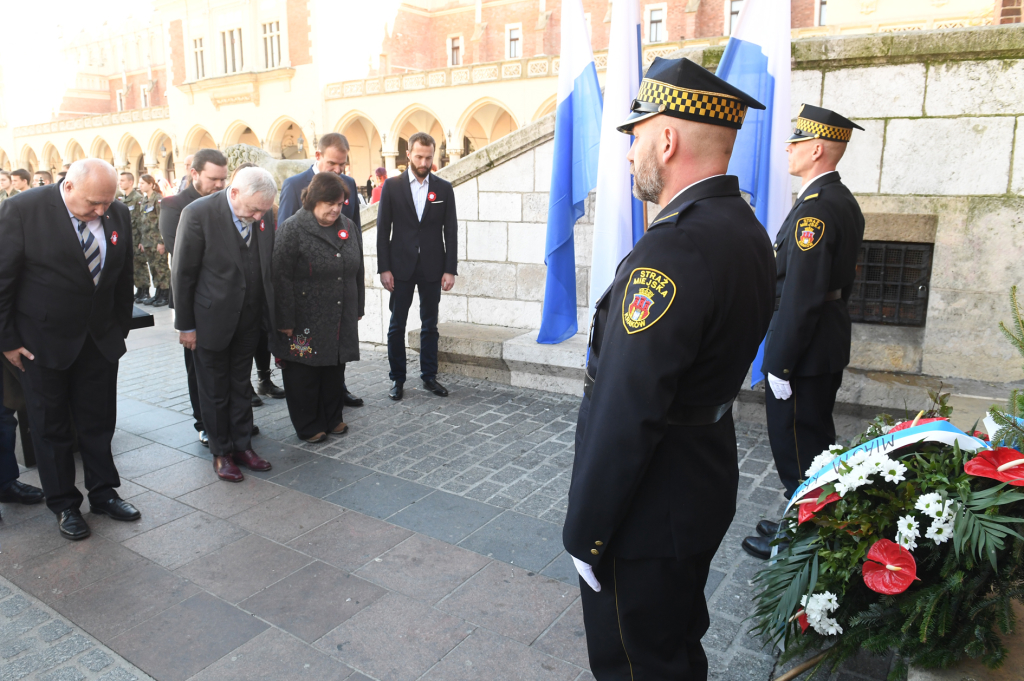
[[272, 172, 364, 442]]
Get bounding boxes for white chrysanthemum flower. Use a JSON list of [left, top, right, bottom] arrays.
[[881, 460, 908, 484], [897, 515, 920, 537], [805, 451, 839, 478], [915, 493, 944, 518], [881, 424, 895, 434], [937, 500, 960, 522], [925, 519, 953, 544], [846, 450, 871, 467], [835, 464, 872, 497], [816, 617, 844, 636], [863, 452, 891, 475], [897, 532, 918, 552], [834, 479, 851, 497], [828, 444, 845, 453]]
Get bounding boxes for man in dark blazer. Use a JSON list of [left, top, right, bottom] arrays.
[[278, 132, 363, 407], [159, 149, 228, 446], [376, 132, 458, 401], [172, 167, 277, 483], [0, 159, 142, 540]]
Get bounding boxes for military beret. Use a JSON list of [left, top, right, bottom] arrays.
[[617, 57, 765, 134], [788, 104, 864, 143]]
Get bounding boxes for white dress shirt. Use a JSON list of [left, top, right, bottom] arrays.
[[409, 167, 429, 221], [60, 181, 106, 268]]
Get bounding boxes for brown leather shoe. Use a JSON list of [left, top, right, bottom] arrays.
[[214, 456, 244, 482], [233, 449, 272, 472], [304, 432, 328, 443], [330, 422, 348, 435]]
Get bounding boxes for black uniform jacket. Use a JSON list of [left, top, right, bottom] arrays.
[[563, 175, 776, 565], [0, 182, 134, 370], [375, 172, 458, 282], [762, 172, 864, 379]]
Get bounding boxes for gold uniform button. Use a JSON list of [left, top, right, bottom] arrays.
[[595, 541, 603, 546], [591, 549, 599, 555]]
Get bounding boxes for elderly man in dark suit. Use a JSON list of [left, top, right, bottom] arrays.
[[159, 149, 228, 447], [376, 132, 458, 401], [172, 167, 277, 483], [278, 132, 364, 407], [0, 159, 141, 540]]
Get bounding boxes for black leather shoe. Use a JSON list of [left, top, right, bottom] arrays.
[[0, 480, 45, 505], [252, 424, 260, 436], [199, 430, 209, 447], [742, 535, 788, 560], [389, 381, 404, 401], [58, 510, 91, 540], [251, 390, 264, 407], [90, 497, 141, 522], [256, 371, 286, 399], [756, 520, 781, 538], [423, 379, 448, 397], [134, 287, 148, 303], [342, 390, 364, 407]]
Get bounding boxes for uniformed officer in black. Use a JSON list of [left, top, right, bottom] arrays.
[[563, 57, 776, 680], [741, 105, 866, 561]]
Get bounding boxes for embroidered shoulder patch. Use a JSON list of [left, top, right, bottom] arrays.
[[795, 217, 825, 251], [621, 268, 676, 334]]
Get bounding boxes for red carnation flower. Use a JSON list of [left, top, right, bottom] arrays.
[[796, 487, 842, 524], [863, 539, 918, 595], [964, 447, 1024, 486]]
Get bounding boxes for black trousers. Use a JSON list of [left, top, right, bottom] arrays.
[[193, 323, 260, 457], [20, 336, 121, 514], [184, 347, 204, 432], [280, 361, 345, 440], [580, 549, 718, 680], [765, 371, 843, 496], [254, 324, 271, 374], [387, 265, 441, 383]]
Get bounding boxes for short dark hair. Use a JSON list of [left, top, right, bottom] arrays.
[[191, 148, 228, 174], [34, 170, 53, 183], [408, 132, 435, 152], [318, 132, 350, 154], [12, 169, 31, 182], [57, 171, 67, 179], [120, 171, 135, 182], [62, 163, 71, 170], [300, 171, 348, 213]]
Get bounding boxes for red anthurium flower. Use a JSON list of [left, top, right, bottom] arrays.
[[970, 430, 990, 441], [964, 447, 1024, 486], [863, 539, 918, 595], [798, 612, 809, 633], [889, 417, 948, 433], [796, 487, 841, 524]]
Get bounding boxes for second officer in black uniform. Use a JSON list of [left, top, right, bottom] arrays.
[[563, 57, 776, 680], [741, 105, 866, 560]]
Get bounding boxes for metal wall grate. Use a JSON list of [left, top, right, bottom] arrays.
[[848, 241, 933, 326]]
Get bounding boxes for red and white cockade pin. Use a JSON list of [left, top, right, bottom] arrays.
[[259, 220, 265, 231], [338, 229, 349, 240], [110, 231, 119, 245], [344, 199, 350, 205], [427, 191, 437, 202]]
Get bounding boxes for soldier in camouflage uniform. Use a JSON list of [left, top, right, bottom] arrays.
[[116, 172, 150, 303], [138, 174, 169, 307]]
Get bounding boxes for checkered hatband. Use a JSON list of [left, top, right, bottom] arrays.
[[637, 79, 747, 129], [794, 117, 853, 142]]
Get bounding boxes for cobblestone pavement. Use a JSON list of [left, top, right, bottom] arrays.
[[1, 308, 895, 681]]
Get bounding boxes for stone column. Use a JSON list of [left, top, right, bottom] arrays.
[[382, 151, 399, 171], [447, 149, 463, 165]]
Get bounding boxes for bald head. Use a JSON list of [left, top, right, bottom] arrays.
[[64, 159, 118, 221], [626, 115, 738, 207]]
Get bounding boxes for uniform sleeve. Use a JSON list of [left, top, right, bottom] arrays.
[[563, 228, 714, 566], [762, 203, 837, 378]]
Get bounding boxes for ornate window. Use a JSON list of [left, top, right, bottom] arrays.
[[222, 28, 243, 74], [193, 38, 206, 79], [263, 22, 281, 69]]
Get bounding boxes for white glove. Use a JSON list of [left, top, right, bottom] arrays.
[[572, 556, 602, 592], [768, 373, 792, 401]]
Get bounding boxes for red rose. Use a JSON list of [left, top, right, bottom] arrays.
[[862, 539, 918, 595]]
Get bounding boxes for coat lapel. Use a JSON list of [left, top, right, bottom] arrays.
[[219, 191, 246, 275], [48, 183, 93, 284], [399, 171, 419, 223]]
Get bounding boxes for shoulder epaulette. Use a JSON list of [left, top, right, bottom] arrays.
[[803, 193, 819, 202], [648, 211, 679, 229]]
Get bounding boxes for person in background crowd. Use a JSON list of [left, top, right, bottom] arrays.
[[0, 356, 46, 521], [177, 154, 194, 192], [117, 172, 150, 304], [0, 171, 14, 203], [278, 132, 364, 408], [376, 132, 458, 401], [33, 171, 54, 187], [172, 167, 277, 483], [272, 172, 363, 443], [365, 175, 373, 202], [138, 174, 169, 307], [0, 159, 141, 540], [159, 149, 228, 448], [229, 162, 285, 407], [370, 167, 387, 204], [10, 170, 31, 194]]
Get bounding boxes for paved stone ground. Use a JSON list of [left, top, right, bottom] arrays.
[[1, 307, 896, 681]]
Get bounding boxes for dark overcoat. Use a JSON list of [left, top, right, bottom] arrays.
[[271, 208, 364, 366]]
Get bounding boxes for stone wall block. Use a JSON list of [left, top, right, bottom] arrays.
[[922, 289, 1024, 382], [363, 226, 377, 256], [468, 298, 542, 328], [523, 193, 549, 223], [456, 261, 518, 298], [880, 117, 1016, 196], [926, 60, 1024, 117], [1013, 117, 1024, 196], [479, 192, 522, 221], [823, 64, 925, 119], [358, 288, 385, 345], [791, 70, 823, 118], [457, 221, 467, 261], [842, 119, 884, 194], [516, 263, 547, 301], [576, 266, 589, 308], [453, 177, 479, 221], [439, 293, 468, 323], [574, 223, 594, 267], [477, 149, 535, 193], [507, 222, 547, 264], [466, 221, 508, 261], [364, 255, 378, 288], [534, 140, 554, 192]]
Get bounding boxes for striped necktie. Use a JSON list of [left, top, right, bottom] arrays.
[[239, 221, 251, 247], [75, 218, 102, 286]]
